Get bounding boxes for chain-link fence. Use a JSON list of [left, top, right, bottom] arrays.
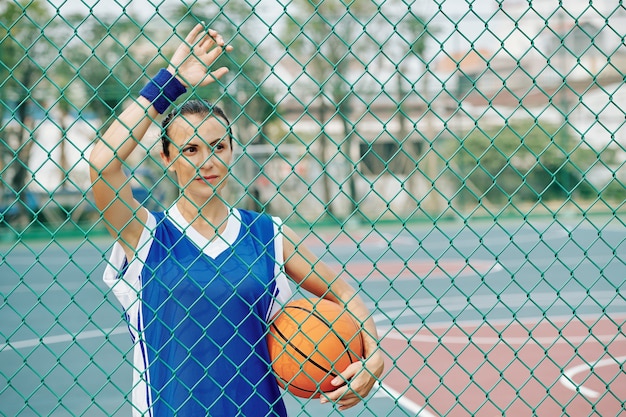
[[1, 0, 625, 416]]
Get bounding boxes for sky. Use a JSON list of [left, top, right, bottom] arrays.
[[44, 0, 499, 55]]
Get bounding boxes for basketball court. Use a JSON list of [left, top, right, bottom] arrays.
[[1, 215, 624, 416]]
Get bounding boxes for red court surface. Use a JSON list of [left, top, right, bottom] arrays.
[[379, 315, 626, 416], [342, 258, 499, 281]]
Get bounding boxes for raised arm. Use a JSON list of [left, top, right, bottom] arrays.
[[89, 24, 232, 257]]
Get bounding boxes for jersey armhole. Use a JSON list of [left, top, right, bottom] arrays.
[[103, 208, 156, 311], [267, 216, 293, 320]]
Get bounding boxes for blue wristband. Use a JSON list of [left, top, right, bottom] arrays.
[[139, 69, 187, 114]]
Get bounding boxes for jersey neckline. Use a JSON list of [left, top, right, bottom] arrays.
[[166, 205, 242, 259]]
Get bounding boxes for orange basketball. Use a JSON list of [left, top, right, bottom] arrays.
[[267, 298, 364, 398]]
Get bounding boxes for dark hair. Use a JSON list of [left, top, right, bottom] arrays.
[[161, 100, 233, 158]]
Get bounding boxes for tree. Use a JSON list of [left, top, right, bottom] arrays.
[[282, 0, 431, 220], [1, 2, 168, 228], [281, 0, 373, 218], [62, 12, 157, 122], [0, 0, 57, 227], [440, 119, 602, 210], [380, 2, 429, 177], [359, 1, 435, 213]]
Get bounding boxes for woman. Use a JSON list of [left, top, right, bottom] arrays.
[[90, 24, 384, 416]]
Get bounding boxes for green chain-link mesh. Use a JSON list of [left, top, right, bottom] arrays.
[[1, 0, 624, 416]]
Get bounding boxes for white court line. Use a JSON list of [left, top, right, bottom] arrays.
[[2, 327, 438, 416], [373, 381, 437, 417], [559, 355, 626, 398], [4, 298, 623, 415], [370, 292, 626, 326], [0, 326, 128, 352], [371, 309, 626, 413]]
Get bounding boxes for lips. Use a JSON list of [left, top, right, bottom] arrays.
[[197, 175, 219, 183]]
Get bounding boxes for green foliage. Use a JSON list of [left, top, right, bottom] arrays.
[[0, 0, 51, 120], [442, 120, 609, 207]]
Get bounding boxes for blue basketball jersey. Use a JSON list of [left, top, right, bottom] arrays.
[[103, 207, 292, 417]]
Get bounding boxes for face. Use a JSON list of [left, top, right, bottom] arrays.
[[161, 114, 233, 201]]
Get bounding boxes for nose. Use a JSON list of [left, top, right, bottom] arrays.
[[199, 149, 215, 169]]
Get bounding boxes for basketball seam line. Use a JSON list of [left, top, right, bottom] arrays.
[[288, 305, 360, 363], [271, 304, 352, 381], [270, 320, 339, 379], [286, 305, 357, 363]]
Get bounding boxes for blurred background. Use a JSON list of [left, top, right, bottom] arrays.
[[1, 1, 625, 416], [1, 0, 624, 236]]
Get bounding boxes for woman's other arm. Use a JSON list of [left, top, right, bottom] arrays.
[[282, 225, 385, 410]]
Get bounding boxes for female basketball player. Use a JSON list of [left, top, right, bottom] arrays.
[[90, 24, 384, 416]]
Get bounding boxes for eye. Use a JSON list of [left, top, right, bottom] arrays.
[[182, 145, 197, 154], [207, 140, 227, 152]]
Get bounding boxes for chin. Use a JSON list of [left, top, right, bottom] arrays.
[[185, 187, 223, 202]]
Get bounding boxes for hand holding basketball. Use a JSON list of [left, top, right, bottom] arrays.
[[319, 344, 385, 410]]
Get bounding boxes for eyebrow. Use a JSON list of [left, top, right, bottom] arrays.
[[182, 135, 224, 144], [208, 138, 227, 147]]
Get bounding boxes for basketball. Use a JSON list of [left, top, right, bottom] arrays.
[[267, 298, 364, 398]]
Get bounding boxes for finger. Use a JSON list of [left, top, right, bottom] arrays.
[[198, 30, 217, 50], [209, 67, 230, 81], [197, 67, 231, 87], [335, 389, 362, 410], [321, 391, 360, 411], [332, 362, 359, 387], [320, 384, 348, 404], [200, 33, 226, 53], [338, 401, 359, 411], [337, 397, 359, 410], [185, 23, 205, 44], [203, 45, 232, 65], [209, 29, 229, 47], [212, 32, 226, 47]]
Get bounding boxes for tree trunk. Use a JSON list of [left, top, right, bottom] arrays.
[[317, 98, 335, 217], [9, 70, 37, 228]]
